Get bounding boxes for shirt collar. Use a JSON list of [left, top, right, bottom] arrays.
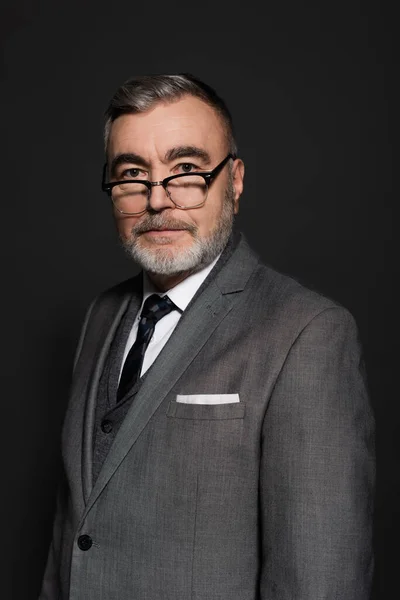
[[141, 253, 221, 314]]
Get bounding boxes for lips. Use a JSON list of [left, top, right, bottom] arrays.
[[144, 228, 187, 234]]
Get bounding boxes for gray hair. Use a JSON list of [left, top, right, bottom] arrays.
[[103, 73, 237, 155]]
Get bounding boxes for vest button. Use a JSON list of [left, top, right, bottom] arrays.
[[101, 419, 113, 433], [77, 534, 93, 551]]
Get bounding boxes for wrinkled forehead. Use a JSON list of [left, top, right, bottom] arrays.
[[107, 96, 228, 162]]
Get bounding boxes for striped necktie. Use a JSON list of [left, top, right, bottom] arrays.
[[117, 294, 178, 402]]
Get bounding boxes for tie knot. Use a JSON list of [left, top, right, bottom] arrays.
[[140, 294, 177, 323]]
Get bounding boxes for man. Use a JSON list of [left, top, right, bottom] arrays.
[[40, 73, 375, 599]]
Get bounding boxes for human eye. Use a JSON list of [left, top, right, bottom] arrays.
[[119, 167, 147, 180], [175, 162, 201, 174]]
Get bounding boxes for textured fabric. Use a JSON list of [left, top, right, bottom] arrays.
[[117, 294, 177, 402], [39, 232, 375, 600], [91, 291, 147, 484], [91, 236, 238, 489]]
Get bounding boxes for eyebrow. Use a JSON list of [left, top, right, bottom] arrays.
[[164, 146, 211, 164], [109, 146, 212, 177], [109, 153, 150, 177]]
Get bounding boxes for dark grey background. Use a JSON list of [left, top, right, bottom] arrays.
[[0, 1, 394, 598]]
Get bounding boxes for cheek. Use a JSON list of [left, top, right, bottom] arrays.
[[115, 214, 137, 238], [196, 196, 225, 234]]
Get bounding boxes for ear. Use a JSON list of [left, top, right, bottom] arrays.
[[232, 158, 245, 214]]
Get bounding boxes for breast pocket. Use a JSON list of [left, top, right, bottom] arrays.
[[167, 399, 245, 420]]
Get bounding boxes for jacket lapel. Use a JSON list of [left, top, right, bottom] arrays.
[[82, 235, 259, 517], [63, 276, 142, 506]]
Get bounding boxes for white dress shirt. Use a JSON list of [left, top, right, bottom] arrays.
[[119, 255, 220, 380]]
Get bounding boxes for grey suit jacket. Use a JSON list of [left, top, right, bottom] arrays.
[[39, 233, 375, 600]]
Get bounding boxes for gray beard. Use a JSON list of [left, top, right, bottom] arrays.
[[121, 186, 235, 276]]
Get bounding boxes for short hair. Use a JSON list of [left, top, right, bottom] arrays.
[[103, 73, 237, 155]]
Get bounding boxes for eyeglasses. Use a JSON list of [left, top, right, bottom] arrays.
[[101, 153, 236, 216]]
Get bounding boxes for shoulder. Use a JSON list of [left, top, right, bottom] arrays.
[[89, 273, 142, 312], [75, 273, 142, 344], [72, 273, 142, 371], [247, 258, 357, 337]]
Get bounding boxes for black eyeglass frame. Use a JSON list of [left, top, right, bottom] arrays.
[[101, 153, 237, 215]]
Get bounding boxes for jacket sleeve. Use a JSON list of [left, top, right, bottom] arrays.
[[38, 299, 97, 599], [38, 475, 67, 600], [259, 307, 375, 599]]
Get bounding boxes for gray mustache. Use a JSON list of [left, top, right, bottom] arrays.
[[133, 215, 197, 235]]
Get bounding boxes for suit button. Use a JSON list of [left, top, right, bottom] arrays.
[[77, 534, 93, 551], [101, 419, 113, 433]]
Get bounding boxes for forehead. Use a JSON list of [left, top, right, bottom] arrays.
[[107, 96, 227, 160]]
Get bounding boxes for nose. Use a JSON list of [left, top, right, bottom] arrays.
[[147, 182, 175, 212]]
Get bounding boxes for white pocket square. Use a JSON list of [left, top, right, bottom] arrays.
[[176, 393, 240, 405]]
